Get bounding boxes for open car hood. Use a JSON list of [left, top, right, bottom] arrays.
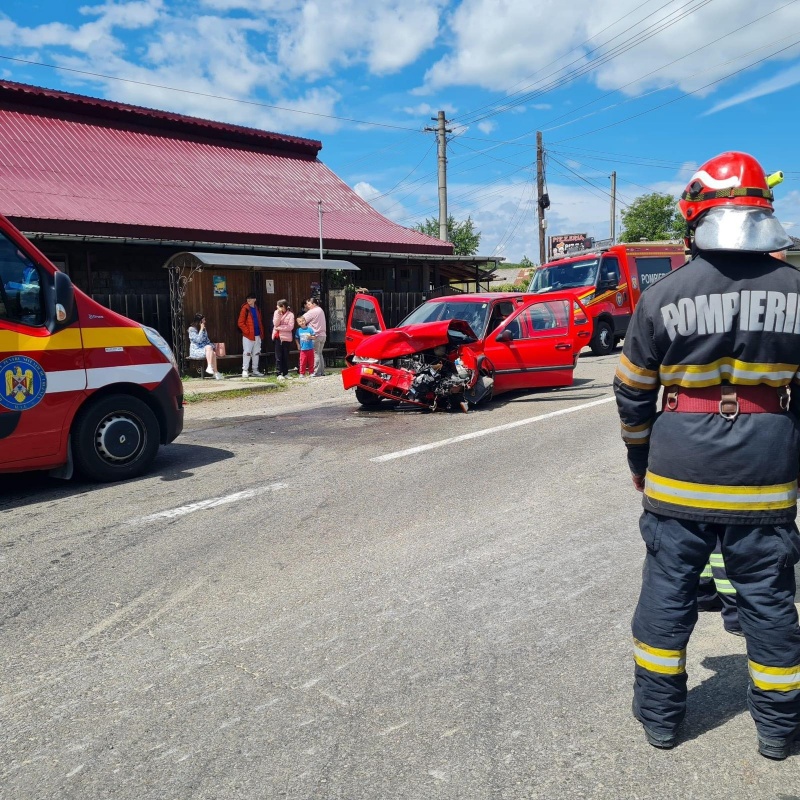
[[354, 319, 478, 359]]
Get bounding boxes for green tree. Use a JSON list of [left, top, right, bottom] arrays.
[[519, 255, 533, 269], [414, 215, 481, 255], [619, 192, 683, 242]]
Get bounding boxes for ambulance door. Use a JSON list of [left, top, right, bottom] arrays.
[[483, 295, 579, 392], [0, 231, 85, 464], [345, 293, 387, 356]]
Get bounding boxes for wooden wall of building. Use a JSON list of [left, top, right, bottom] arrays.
[[182, 267, 322, 356]]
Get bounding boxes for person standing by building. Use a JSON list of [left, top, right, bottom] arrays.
[[295, 315, 315, 377], [237, 293, 264, 378], [303, 296, 327, 377], [614, 151, 800, 760], [272, 299, 295, 380]]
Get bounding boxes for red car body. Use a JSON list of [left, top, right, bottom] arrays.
[[342, 292, 591, 409]]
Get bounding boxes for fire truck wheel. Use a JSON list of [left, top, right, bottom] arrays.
[[590, 320, 615, 356], [72, 394, 160, 481], [355, 387, 382, 407]]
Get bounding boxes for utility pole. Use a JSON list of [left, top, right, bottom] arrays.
[[610, 171, 617, 243], [536, 131, 548, 265], [425, 111, 452, 241], [318, 200, 324, 259]]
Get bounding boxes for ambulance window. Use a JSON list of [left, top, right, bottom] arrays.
[[600, 257, 620, 285], [514, 300, 569, 338], [0, 233, 44, 326]]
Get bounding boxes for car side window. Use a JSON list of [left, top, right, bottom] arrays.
[[351, 298, 381, 332], [513, 300, 569, 338], [0, 234, 44, 326]]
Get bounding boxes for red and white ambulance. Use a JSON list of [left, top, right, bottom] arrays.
[[528, 242, 687, 355], [0, 212, 183, 481]]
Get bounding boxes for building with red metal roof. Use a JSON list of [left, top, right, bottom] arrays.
[[0, 80, 499, 353]]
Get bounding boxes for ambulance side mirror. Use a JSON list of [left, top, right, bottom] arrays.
[[53, 270, 75, 326]]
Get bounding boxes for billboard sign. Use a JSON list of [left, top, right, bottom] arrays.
[[549, 233, 591, 260]]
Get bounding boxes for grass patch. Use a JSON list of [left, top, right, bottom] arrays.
[[182, 383, 287, 404]]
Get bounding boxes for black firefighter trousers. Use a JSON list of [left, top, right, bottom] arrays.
[[633, 511, 800, 742]]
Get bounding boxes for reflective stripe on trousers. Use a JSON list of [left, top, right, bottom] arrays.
[[632, 512, 800, 740]]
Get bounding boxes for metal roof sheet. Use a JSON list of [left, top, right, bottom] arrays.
[[0, 84, 452, 255], [186, 253, 359, 271]]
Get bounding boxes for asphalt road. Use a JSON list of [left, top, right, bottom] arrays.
[[2, 355, 799, 800]]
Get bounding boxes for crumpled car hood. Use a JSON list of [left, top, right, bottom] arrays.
[[354, 319, 478, 359]]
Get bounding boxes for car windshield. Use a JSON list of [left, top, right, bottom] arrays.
[[530, 258, 600, 292], [399, 300, 490, 336]]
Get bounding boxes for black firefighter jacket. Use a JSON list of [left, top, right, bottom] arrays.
[[613, 251, 800, 525]]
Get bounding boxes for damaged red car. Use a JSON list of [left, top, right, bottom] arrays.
[[341, 292, 591, 411]]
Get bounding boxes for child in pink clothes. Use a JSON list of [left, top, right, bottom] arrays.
[[296, 316, 315, 376]]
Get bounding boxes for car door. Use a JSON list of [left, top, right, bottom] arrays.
[[0, 233, 85, 463], [345, 293, 387, 356], [482, 294, 586, 392]]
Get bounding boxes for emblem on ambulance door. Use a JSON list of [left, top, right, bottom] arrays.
[[616, 292, 624, 307], [0, 355, 47, 411]]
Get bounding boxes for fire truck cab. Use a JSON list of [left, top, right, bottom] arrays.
[[0, 212, 183, 481], [528, 242, 687, 355]]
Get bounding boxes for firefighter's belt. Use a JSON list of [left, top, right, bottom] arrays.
[[662, 385, 790, 421]]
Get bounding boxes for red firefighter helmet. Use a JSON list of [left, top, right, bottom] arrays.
[[679, 151, 791, 252], [679, 151, 773, 223]]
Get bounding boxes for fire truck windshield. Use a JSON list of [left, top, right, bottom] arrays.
[[530, 258, 599, 292]]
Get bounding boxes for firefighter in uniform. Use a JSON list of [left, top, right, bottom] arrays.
[[614, 151, 800, 760]]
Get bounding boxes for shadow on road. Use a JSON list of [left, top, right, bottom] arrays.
[[0, 442, 234, 509], [682, 654, 750, 741]]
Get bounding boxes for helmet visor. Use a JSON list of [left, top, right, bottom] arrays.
[[694, 206, 792, 252]]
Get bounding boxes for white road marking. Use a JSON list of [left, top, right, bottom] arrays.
[[371, 396, 616, 462], [129, 483, 288, 524]]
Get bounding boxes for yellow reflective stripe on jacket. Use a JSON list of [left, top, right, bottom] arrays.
[[616, 354, 659, 390], [645, 471, 797, 512], [700, 562, 713, 578], [660, 358, 798, 388], [633, 638, 686, 675], [714, 578, 736, 595], [621, 420, 652, 446], [749, 660, 800, 692]]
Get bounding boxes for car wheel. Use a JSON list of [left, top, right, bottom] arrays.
[[72, 394, 160, 482], [590, 320, 615, 356], [355, 387, 382, 407]]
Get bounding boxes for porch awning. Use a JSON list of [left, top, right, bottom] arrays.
[[166, 252, 360, 271]]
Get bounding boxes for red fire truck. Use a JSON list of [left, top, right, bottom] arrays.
[[0, 212, 183, 481], [528, 242, 687, 355]]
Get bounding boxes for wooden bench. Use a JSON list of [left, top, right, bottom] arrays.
[[187, 355, 242, 378]]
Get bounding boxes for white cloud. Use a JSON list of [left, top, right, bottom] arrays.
[[477, 120, 496, 134], [422, 0, 800, 107], [277, 0, 446, 79], [354, 180, 414, 221], [704, 62, 800, 115]]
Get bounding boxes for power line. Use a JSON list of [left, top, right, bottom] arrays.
[[552, 36, 800, 143], [455, 0, 714, 126], [452, 0, 676, 124], [0, 53, 422, 132], [538, 0, 799, 132]]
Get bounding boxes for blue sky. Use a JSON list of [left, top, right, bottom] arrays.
[[1, 0, 800, 263]]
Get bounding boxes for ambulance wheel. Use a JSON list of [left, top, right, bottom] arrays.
[[72, 394, 160, 481], [355, 387, 382, 407], [590, 320, 615, 356]]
